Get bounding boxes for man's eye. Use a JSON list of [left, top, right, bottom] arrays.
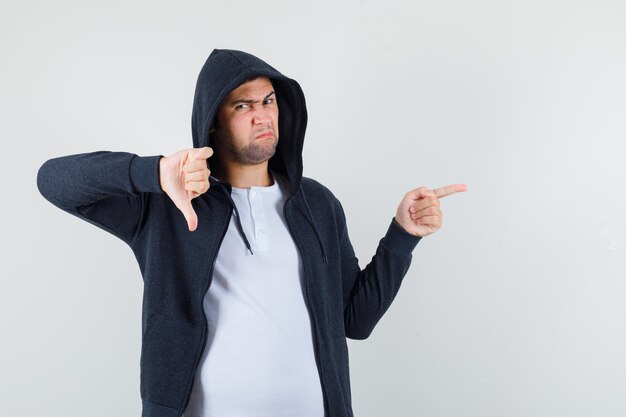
[[264, 98, 274, 105], [235, 103, 250, 110]]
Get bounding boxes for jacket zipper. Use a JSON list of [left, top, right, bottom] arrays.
[[180, 206, 232, 416], [284, 199, 330, 417]]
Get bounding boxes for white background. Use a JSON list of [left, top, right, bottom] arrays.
[[1, 0, 625, 416]]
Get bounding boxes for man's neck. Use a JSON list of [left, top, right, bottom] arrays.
[[213, 160, 274, 189]]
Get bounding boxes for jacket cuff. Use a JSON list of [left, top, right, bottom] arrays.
[[129, 155, 164, 193], [381, 218, 422, 255]]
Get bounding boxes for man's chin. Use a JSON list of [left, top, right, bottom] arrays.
[[238, 143, 277, 165]]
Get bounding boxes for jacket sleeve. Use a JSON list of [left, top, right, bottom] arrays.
[[36, 151, 164, 245], [341, 214, 421, 340]]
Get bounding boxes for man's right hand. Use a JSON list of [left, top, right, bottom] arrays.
[[159, 147, 213, 232]]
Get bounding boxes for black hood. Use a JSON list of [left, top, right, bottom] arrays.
[[191, 49, 308, 195]]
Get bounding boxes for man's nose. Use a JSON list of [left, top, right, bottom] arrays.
[[251, 107, 271, 124]]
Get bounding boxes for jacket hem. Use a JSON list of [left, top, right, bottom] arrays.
[[141, 399, 182, 417]]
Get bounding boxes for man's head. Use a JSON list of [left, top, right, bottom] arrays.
[[209, 75, 279, 167]]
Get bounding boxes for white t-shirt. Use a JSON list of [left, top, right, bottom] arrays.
[[184, 173, 324, 417]]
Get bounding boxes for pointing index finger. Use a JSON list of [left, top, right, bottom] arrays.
[[432, 183, 468, 199]]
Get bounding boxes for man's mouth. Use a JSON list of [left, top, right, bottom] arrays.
[[254, 131, 274, 140]]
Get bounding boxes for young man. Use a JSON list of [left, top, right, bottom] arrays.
[[37, 49, 466, 417]]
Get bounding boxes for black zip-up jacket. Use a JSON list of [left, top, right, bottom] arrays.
[[36, 49, 421, 417]]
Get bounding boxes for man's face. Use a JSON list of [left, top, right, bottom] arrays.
[[211, 76, 279, 166]]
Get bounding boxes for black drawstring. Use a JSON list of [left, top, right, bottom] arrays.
[[299, 190, 329, 264], [213, 178, 254, 255], [210, 175, 327, 263]]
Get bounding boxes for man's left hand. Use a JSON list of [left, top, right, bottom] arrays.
[[395, 184, 468, 237]]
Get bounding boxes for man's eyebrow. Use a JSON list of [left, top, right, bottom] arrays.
[[230, 91, 275, 105], [264, 91, 276, 101]]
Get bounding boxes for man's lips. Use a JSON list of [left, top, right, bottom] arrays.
[[254, 131, 274, 140]]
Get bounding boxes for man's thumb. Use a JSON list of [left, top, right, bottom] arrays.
[[419, 188, 435, 198], [177, 198, 198, 232]]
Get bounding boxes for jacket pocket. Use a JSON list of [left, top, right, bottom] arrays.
[[140, 317, 204, 409]]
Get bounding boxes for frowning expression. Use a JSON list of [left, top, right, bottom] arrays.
[[211, 76, 279, 166]]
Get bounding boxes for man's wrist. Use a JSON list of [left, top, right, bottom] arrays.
[[384, 217, 422, 254]]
